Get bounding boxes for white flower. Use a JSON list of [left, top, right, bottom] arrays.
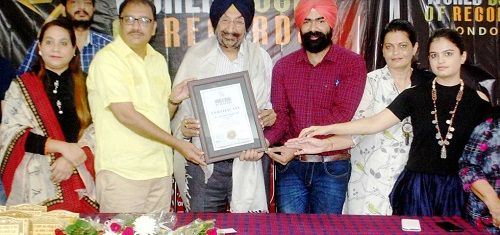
[[133, 215, 158, 235]]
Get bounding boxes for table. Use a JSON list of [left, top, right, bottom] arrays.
[[174, 213, 486, 234]]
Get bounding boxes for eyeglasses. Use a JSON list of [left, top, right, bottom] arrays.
[[218, 17, 246, 28], [119, 16, 153, 25]]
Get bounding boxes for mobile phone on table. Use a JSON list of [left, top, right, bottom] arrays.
[[436, 221, 464, 232], [401, 219, 421, 232]]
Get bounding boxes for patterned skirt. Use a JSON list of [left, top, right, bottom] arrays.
[[389, 169, 465, 216]]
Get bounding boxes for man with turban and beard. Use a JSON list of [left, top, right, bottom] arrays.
[[171, 0, 276, 212], [18, 0, 112, 75], [265, 0, 366, 213]]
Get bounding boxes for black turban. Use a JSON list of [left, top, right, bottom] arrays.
[[209, 0, 255, 31]]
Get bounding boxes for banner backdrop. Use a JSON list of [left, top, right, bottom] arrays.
[[0, 0, 497, 80]]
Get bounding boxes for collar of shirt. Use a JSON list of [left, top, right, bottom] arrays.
[[113, 35, 156, 59], [296, 44, 337, 65], [88, 30, 106, 47], [46, 67, 71, 80], [83, 31, 92, 47], [215, 39, 247, 65], [381, 65, 391, 77], [84, 30, 103, 47]]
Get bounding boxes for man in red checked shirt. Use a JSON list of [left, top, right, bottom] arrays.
[[265, 0, 366, 214]]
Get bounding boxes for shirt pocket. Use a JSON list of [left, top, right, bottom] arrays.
[[317, 79, 338, 109]]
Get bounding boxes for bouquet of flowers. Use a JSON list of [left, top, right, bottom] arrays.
[[102, 213, 174, 235], [59, 210, 218, 235], [60, 209, 177, 235], [171, 218, 215, 235], [56, 219, 100, 235]]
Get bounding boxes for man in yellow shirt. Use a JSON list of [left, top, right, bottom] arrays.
[[87, 0, 204, 213]]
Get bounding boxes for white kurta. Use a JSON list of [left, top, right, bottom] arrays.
[[343, 66, 411, 215], [171, 36, 272, 212]]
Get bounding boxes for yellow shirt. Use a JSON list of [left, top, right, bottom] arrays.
[[87, 36, 172, 180]]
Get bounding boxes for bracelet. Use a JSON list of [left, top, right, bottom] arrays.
[[168, 98, 182, 106]]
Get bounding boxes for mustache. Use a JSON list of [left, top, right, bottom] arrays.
[[221, 31, 241, 38], [74, 10, 90, 16], [303, 31, 328, 39], [128, 30, 144, 35]]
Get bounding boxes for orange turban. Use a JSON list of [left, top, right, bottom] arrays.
[[294, 0, 338, 30]]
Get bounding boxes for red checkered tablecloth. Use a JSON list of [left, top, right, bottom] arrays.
[[175, 213, 486, 234]]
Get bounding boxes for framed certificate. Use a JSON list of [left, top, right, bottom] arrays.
[[188, 71, 267, 163]]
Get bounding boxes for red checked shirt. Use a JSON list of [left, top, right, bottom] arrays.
[[265, 44, 366, 156]]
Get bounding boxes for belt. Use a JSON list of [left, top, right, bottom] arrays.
[[295, 153, 350, 163]]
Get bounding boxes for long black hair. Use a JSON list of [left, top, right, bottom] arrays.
[[492, 79, 500, 118]]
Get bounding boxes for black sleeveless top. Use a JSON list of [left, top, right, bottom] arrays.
[[388, 80, 491, 175]]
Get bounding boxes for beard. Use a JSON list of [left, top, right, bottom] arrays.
[[301, 30, 333, 53], [216, 31, 244, 49], [68, 11, 93, 29]]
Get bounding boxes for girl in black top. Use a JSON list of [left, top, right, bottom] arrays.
[[288, 29, 491, 216]]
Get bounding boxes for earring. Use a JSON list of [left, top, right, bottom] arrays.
[[38, 51, 42, 56]]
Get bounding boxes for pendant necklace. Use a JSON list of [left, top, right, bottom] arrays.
[[393, 78, 412, 145], [48, 74, 63, 115], [431, 78, 464, 159]]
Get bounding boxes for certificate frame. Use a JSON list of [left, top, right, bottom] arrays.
[[188, 71, 267, 163]]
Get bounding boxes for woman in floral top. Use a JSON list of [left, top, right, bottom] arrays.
[[341, 20, 433, 215], [459, 79, 500, 234]]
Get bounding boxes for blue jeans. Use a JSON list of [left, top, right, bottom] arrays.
[[0, 180, 6, 205], [276, 159, 350, 213]]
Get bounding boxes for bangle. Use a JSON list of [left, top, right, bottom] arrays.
[[44, 137, 51, 155], [169, 98, 182, 106]]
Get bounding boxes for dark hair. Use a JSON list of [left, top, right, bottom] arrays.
[[381, 19, 417, 46], [428, 28, 465, 54], [492, 79, 500, 108], [38, 18, 76, 47], [36, 18, 91, 137], [61, 0, 95, 6], [119, 0, 156, 21]]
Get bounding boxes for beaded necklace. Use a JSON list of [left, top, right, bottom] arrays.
[[431, 78, 464, 159]]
